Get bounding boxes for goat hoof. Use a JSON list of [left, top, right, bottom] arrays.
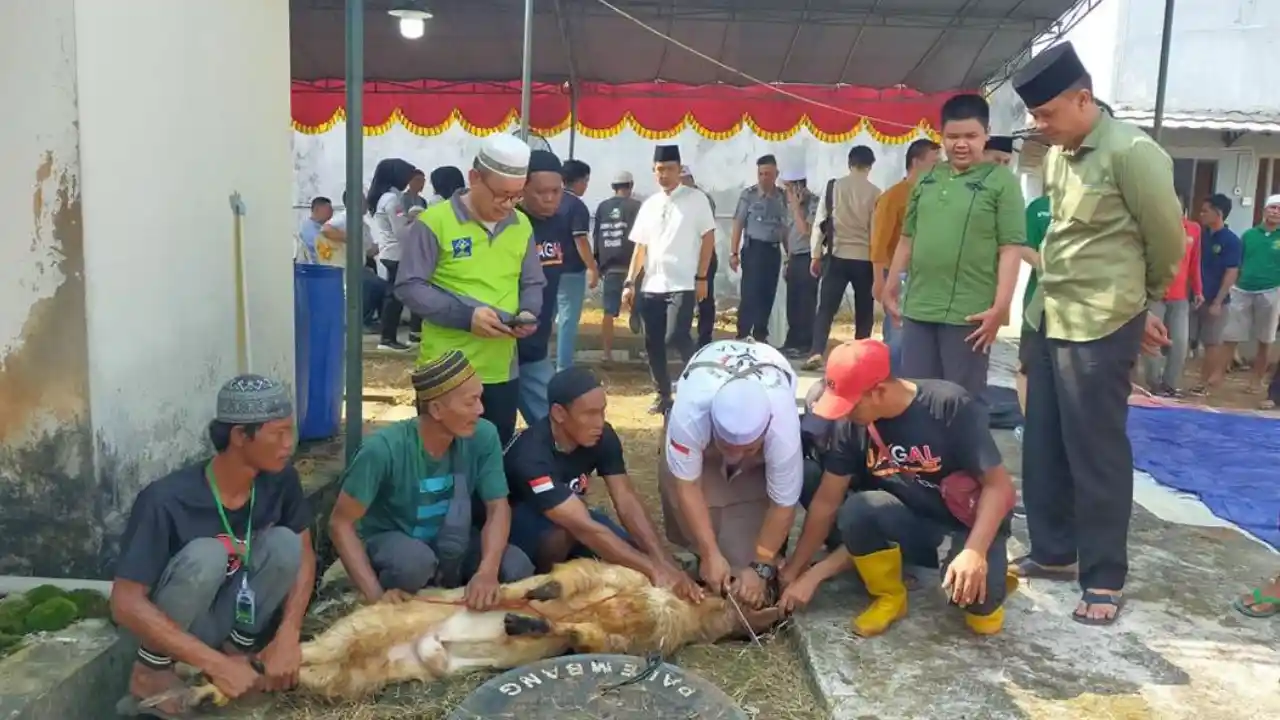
[[525, 581, 562, 601], [504, 613, 552, 636]]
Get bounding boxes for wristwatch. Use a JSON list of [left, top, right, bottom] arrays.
[[623, 280, 634, 290], [749, 561, 777, 580]]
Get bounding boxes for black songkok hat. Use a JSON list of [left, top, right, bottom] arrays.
[[654, 145, 682, 164], [547, 367, 602, 409], [1013, 42, 1088, 109], [527, 149, 563, 175], [986, 136, 1015, 154]]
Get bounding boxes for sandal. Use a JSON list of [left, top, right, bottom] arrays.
[[1010, 555, 1077, 581], [1233, 585, 1280, 618], [116, 694, 194, 720], [1187, 385, 1209, 398], [1259, 399, 1276, 411], [1071, 590, 1125, 626]]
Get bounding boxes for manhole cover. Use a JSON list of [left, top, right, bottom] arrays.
[[447, 653, 749, 720]]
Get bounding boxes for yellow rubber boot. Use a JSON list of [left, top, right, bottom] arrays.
[[965, 606, 1004, 635], [849, 546, 909, 637]]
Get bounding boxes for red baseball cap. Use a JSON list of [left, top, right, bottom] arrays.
[[811, 340, 892, 420]]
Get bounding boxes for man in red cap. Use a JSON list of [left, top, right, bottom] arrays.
[[777, 340, 1017, 637]]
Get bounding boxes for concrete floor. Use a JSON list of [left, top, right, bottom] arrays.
[[790, 353, 1280, 719]]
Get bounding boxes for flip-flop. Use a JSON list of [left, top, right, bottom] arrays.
[[1071, 590, 1125, 626], [1010, 555, 1077, 581], [1259, 399, 1276, 411], [1233, 587, 1280, 618]]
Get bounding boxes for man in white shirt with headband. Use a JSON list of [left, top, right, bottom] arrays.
[[657, 339, 803, 609]]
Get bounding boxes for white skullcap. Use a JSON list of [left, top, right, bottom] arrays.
[[613, 170, 634, 184], [680, 165, 693, 177], [1266, 194, 1280, 208], [710, 378, 771, 445], [477, 134, 531, 179]]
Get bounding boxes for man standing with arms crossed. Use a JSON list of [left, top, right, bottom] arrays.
[[1011, 43, 1184, 625], [870, 138, 940, 372]]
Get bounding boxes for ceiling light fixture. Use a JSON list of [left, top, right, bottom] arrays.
[[388, 1, 432, 40]]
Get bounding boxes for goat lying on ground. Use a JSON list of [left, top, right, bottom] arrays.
[[182, 559, 781, 705]]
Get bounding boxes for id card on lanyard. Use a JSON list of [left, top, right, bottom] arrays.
[[206, 463, 257, 627]]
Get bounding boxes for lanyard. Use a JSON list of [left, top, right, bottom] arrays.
[[205, 463, 255, 567]]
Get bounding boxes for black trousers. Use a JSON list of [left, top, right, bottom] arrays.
[[379, 260, 423, 343], [380, 260, 405, 344], [784, 253, 818, 350], [1022, 313, 1144, 591], [839, 490, 1009, 616], [697, 253, 718, 349], [736, 240, 783, 342], [481, 378, 520, 448], [811, 257, 875, 355], [640, 290, 696, 399]]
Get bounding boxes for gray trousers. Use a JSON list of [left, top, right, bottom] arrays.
[[838, 490, 1009, 617], [1142, 300, 1190, 389], [365, 530, 534, 593], [138, 527, 301, 667], [1022, 313, 1144, 591], [900, 318, 990, 400]]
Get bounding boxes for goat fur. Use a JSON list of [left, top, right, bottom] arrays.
[[187, 558, 780, 705]]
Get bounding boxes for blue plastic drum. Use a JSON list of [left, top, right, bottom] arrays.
[[294, 263, 346, 440]]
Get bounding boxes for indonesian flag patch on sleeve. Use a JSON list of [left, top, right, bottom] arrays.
[[529, 476, 555, 494], [669, 439, 691, 456]]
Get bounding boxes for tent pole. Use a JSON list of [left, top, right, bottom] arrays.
[[519, 0, 533, 141], [1151, 0, 1176, 142], [569, 82, 578, 159], [342, 0, 365, 463]]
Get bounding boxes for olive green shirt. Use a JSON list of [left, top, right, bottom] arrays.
[[1026, 112, 1184, 341], [902, 162, 1026, 325]]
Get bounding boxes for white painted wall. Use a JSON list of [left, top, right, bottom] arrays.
[[1114, 0, 1277, 114], [0, 0, 80, 366], [76, 0, 296, 515]]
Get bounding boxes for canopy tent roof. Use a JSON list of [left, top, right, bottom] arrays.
[[292, 0, 1080, 93]]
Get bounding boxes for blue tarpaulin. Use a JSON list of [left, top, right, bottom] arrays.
[[1128, 406, 1280, 549]]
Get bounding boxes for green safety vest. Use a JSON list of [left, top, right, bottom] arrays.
[[416, 202, 532, 383]]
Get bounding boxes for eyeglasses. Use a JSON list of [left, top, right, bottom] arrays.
[[479, 175, 523, 206]]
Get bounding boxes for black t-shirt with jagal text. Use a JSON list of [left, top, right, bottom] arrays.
[[864, 380, 1004, 527], [114, 461, 312, 587], [503, 417, 628, 513]]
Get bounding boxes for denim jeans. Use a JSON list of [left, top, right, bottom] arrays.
[[882, 271, 907, 374], [517, 358, 555, 426], [556, 271, 587, 370]]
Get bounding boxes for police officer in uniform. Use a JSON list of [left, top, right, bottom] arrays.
[[1011, 42, 1184, 626], [730, 155, 790, 343]]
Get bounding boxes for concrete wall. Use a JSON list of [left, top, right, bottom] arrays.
[[1114, 0, 1277, 114], [0, 0, 296, 578], [0, 0, 96, 577], [292, 122, 937, 302], [76, 0, 297, 571]]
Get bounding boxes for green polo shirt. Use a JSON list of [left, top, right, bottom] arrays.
[[340, 418, 509, 542], [1021, 195, 1052, 328], [1026, 112, 1184, 342], [1237, 225, 1280, 292], [902, 162, 1026, 325]]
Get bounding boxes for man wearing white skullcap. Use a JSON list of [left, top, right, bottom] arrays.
[[395, 133, 545, 446], [657, 339, 802, 610]]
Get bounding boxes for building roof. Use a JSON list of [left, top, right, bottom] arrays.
[[291, 0, 1080, 93], [1110, 108, 1280, 135]]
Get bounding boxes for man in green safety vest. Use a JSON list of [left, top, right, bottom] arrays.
[[396, 135, 548, 446]]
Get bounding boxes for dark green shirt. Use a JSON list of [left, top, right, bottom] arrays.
[[902, 162, 1026, 325], [1028, 112, 1184, 341], [339, 418, 509, 542], [1022, 195, 1052, 328], [1237, 225, 1280, 292]]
